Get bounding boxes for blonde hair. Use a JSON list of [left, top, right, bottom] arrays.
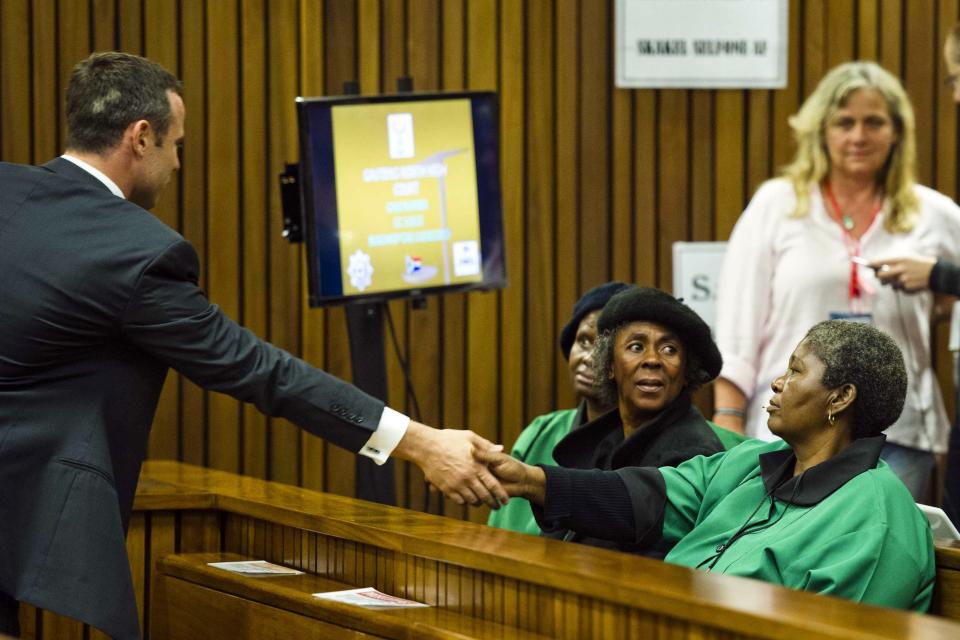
[[780, 61, 919, 233]]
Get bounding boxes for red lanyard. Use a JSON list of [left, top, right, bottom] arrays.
[[823, 183, 884, 301]]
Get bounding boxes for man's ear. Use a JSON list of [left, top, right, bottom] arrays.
[[128, 119, 152, 158]]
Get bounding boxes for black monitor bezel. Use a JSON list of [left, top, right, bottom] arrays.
[[296, 90, 506, 308]]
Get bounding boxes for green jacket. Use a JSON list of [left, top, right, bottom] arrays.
[[539, 436, 934, 611], [658, 438, 934, 611], [487, 406, 584, 535]]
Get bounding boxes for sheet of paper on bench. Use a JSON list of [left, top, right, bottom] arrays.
[[208, 560, 304, 575], [313, 587, 430, 608]]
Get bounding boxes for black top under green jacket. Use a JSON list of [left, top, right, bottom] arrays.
[[543, 391, 724, 557]]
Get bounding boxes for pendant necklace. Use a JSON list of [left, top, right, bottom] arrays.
[[823, 183, 883, 233]]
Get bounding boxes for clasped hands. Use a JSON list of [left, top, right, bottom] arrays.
[[397, 421, 545, 508]]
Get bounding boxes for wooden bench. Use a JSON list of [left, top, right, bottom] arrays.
[[153, 551, 550, 639], [20, 461, 960, 639]]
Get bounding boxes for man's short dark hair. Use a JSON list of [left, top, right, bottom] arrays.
[[66, 51, 183, 154]]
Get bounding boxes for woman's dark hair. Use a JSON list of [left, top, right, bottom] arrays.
[[803, 320, 907, 439], [66, 51, 183, 154]]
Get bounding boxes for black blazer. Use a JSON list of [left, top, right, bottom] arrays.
[[0, 158, 384, 639]]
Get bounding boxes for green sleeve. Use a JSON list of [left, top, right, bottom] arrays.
[[657, 450, 729, 543], [780, 526, 934, 611], [487, 410, 577, 534], [706, 420, 752, 450]]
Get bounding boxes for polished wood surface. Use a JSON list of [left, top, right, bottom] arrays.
[[155, 552, 551, 639], [2, 1, 958, 516], [934, 540, 960, 619], [18, 461, 960, 639]]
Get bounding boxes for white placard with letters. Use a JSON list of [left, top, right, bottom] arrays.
[[672, 241, 727, 334], [616, 0, 788, 88]]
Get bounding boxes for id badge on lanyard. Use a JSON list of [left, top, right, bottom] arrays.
[[824, 186, 878, 324]]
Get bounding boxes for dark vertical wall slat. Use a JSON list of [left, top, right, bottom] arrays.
[[4, 1, 959, 525], [1, 0, 31, 163], [499, 0, 525, 443], [145, 0, 182, 462], [206, 0, 242, 473], [266, 0, 302, 486], [32, 0, 58, 164], [300, 0, 328, 493], [179, 0, 209, 466], [240, 0, 269, 479], [525, 0, 558, 424], [465, 0, 499, 524], [553, 0, 580, 412]]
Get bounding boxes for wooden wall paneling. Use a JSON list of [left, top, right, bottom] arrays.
[[145, 0, 182, 462], [126, 512, 148, 634], [118, 0, 144, 53], [880, 0, 904, 75], [266, 0, 303, 486], [802, 0, 827, 97], [826, 0, 856, 70], [39, 611, 83, 640], [657, 90, 689, 290], [524, 0, 558, 429], [147, 512, 176, 638], [553, 0, 580, 411], [357, 0, 381, 94], [407, 0, 445, 514], [291, 0, 327, 490], [31, 0, 58, 165], [464, 0, 500, 525], [239, 0, 269, 480], [298, 0, 327, 492], [440, 0, 470, 521], [318, 0, 359, 501], [746, 90, 771, 201], [714, 91, 746, 240], [938, 0, 960, 202], [206, 0, 242, 473], [92, 0, 116, 50], [377, 0, 410, 509], [179, 0, 209, 467], [498, 0, 525, 447], [577, 0, 610, 290], [57, 0, 91, 152], [633, 91, 657, 286], [0, 0, 31, 164], [690, 91, 715, 241], [858, 0, 880, 61], [611, 88, 634, 279], [179, 511, 222, 553], [905, 1, 938, 188], [772, 0, 803, 171]]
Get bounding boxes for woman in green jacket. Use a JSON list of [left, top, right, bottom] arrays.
[[482, 320, 935, 611]]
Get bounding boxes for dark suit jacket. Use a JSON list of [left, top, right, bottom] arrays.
[[0, 158, 384, 639]]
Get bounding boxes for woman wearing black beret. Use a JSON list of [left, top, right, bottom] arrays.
[[542, 285, 746, 557]]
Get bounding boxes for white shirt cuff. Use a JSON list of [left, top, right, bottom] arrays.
[[359, 406, 410, 465]]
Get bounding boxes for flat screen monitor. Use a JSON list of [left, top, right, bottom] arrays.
[[296, 91, 506, 307]]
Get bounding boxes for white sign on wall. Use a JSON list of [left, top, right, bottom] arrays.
[[672, 241, 727, 334], [616, 0, 789, 88]]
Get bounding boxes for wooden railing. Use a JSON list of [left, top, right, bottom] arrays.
[[17, 461, 960, 639]]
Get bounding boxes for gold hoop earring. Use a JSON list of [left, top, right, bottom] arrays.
[[827, 412, 836, 426]]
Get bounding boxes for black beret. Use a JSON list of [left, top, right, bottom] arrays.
[[597, 286, 722, 381], [558, 281, 631, 359]]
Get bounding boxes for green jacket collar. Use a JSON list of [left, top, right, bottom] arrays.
[[758, 435, 886, 506]]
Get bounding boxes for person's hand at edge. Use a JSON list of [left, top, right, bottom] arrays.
[[474, 448, 547, 506], [392, 421, 508, 508], [868, 256, 936, 293]]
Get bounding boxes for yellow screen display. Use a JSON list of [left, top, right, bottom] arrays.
[[331, 99, 482, 295]]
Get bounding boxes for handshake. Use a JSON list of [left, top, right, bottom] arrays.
[[396, 421, 546, 508]]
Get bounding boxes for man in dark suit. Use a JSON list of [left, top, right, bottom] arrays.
[[0, 52, 505, 639]]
